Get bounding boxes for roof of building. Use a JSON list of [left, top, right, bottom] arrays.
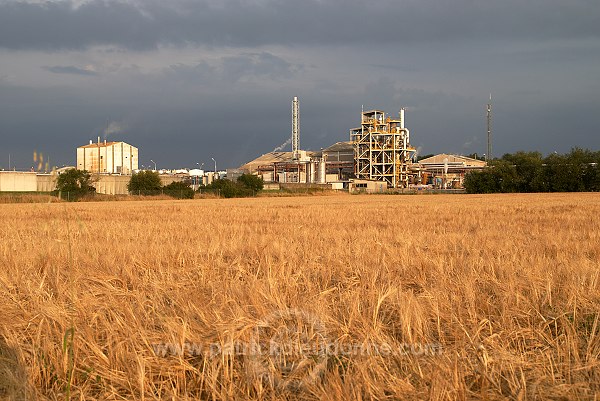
[[78, 141, 135, 149], [240, 150, 320, 171], [418, 153, 486, 167], [322, 141, 353, 153]]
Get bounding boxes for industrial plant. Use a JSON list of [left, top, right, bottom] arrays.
[[0, 95, 487, 194], [241, 96, 486, 191]]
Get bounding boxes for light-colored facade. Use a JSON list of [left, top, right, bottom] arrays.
[[417, 153, 487, 188], [77, 141, 138, 174], [349, 179, 387, 193], [0, 171, 38, 192]]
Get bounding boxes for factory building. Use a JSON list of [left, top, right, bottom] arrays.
[[417, 154, 486, 188], [350, 109, 416, 188], [240, 97, 355, 185], [240, 98, 486, 190], [77, 140, 138, 174]]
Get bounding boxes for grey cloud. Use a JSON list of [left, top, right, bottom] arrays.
[[370, 64, 418, 73], [220, 52, 299, 81], [43, 65, 98, 76], [1, 75, 599, 170], [164, 52, 299, 84], [1, 0, 598, 171], [0, 0, 599, 50]]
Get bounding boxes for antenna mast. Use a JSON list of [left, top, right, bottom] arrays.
[[292, 96, 299, 160], [486, 94, 492, 162]]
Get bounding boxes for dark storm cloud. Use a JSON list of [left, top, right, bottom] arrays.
[[2, 71, 597, 170], [0, 0, 599, 50], [43, 65, 98, 76], [165, 52, 300, 84], [1, 0, 599, 170]]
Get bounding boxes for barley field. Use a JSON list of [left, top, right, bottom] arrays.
[[0, 193, 599, 400]]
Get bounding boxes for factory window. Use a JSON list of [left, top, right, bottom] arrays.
[[356, 183, 368, 188]]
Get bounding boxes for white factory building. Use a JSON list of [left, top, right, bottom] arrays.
[[77, 140, 138, 174]]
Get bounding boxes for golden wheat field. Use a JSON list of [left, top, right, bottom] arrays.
[[0, 193, 599, 400]]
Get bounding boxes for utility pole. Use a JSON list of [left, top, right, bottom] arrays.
[[486, 94, 492, 162]]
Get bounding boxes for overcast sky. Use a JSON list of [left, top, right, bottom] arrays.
[[1, 0, 599, 170]]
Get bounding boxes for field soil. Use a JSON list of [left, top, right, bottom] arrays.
[[1, 193, 599, 400]]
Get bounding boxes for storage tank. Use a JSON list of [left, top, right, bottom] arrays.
[[317, 159, 326, 184], [310, 161, 317, 183]]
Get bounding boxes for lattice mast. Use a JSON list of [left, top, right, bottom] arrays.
[[292, 96, 300, 160], [486, 94, 492, 162]]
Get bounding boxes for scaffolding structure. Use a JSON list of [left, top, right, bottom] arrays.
[[350, 109, 416, 188]]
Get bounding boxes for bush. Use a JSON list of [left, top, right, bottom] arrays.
[[464, 169, 499, 194], [128, 171, 162, 193], [54, 169, 95, 200], [237, 174, 264, 192], [163, 181, 195, 199], [200, 179, 254, 198]]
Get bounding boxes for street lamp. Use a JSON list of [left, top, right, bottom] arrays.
[[150, 159, 157, 171], [211, 157, 216, 175]]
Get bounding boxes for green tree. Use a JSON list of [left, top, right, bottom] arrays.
[[583, 162, 600, 192], [502, 151, 547, 192], [127, 171, 162, 194], [201, 179, 253, 198], [466, 148, 600, 194], [55, 169, 95, 199], [466, 153, 485, 161], [491, 160, 520, 193], [544, 152, 580, 192], [163, 180, 194, 199], [464, 169, 499, 194], [237, 174, 264, 192]]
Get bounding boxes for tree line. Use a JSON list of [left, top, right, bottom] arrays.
[[54, 169, 264, 200], [126, 171, 264, 198], [464, 148, 600, 193]]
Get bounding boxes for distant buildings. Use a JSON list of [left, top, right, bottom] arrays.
[[239, 106, 487, 190], [418, 154, 486, 188]]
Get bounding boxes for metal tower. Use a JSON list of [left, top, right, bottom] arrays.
[[486, 94, 492, 162], [351, 108, 416, 188], [292, 96, 300, 160]]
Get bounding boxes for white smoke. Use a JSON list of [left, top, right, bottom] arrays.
[[272, 137, 292, 152], [414, 145, 422, 160], [462, 135, 479, 150], [104, 121, 127, 140]]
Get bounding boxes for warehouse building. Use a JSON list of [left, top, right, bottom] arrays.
[[417, 154, 486, 188], [77, 140, 138, 175]]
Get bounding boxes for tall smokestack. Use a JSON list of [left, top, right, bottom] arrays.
[[292, 96, 299, 160], [400, 108, 405, 129]]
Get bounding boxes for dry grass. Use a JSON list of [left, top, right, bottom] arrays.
[[0, 193, 61, 204], [0, 193, 599, 400]]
